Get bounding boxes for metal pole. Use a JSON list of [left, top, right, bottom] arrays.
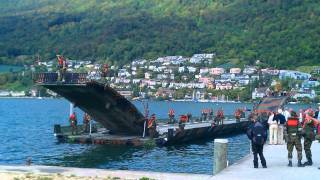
[[214, 139, 228, 175], [142, 121, 146, 138], [89, 119, 92, 135]]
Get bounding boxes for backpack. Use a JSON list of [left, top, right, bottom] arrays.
[[252, 123, 265, 145]]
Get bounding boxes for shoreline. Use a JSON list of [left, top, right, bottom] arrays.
[[0, 165, 212, 180], [0, 97, 318, 105]]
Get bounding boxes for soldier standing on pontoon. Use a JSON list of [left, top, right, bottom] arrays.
[[56, 55, 67, 82]]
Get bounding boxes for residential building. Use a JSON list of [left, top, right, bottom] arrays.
[[215, 82, 233, 90], [293, 89, 316, 99], [190, 53, 215, 64], [230, 68, 241, 74], [243, 66, 257, 75], [0, 90, 10, 97], [210, 68, 225, 76], [187, 66, 197, 73], [261, 68, 280, 76], [279, 70, 311, 80], [252, 87, 270, 99], [145, 72, 152, 79]]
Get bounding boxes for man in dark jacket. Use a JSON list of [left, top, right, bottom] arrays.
[[247, 115, 267, 168], [274, 109, 286, 144]]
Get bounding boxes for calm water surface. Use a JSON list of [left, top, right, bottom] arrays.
[[0, 99, 315, 174]]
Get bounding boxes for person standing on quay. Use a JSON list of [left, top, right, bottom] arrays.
[[302, 110, 319, 166], [285, 111, 304, 167], [247, 115, 267, 168], [268, 111, 278, 145], [275, 109, 286, 145], [314, 106, 320, 120]]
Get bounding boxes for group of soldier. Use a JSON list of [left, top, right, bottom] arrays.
[[56, 54, 110, 82], [69, 112, 92, 135], [247, 106, 320, 169], [167, 108, 226, 125], [284, 107, 320, 167]]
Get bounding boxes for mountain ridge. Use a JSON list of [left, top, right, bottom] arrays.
[[0, 0, 319, 68]]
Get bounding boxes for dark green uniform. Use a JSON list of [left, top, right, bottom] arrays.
[[285, 117, 303, 165], [303, 119, 315, 165]]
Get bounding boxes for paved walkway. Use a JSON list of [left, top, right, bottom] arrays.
[[214, 141, 320, 180]]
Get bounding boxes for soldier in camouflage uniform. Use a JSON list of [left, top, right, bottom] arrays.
[[285, 111, 304, 167], [302, 110, 318, 166]]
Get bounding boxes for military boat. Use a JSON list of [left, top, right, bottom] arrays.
[[35, 72, 288, 146]]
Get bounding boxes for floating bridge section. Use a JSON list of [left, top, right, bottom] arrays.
[[35, 73, 145, 135], [255, 96, 288, 113]]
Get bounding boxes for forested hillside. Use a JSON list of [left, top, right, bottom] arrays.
[[0, 0, 320, 68]]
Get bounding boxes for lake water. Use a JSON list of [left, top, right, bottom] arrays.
[[0, 65, 24, 73], [0, 99, 316, 174]]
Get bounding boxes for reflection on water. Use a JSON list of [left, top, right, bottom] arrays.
[[0, 99, 316, 174]]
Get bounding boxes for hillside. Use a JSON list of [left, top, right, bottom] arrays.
[[0, 0, 320, 68]]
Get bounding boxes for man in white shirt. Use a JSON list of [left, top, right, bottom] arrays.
[[283, 107, 291, 121], [268, 111, 278, 145]]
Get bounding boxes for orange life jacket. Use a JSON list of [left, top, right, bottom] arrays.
[[180, 115, 188, 123], [148, 117, 155, 128], [287, 117, 299, 127], [235, 109, 241, 117], [169, 109, 175, 116], [58, 56, 64, 66]]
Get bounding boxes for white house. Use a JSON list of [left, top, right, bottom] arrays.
[[200, 68, 209, 74], [0, 90, 10, 97], [190, 53, 215, 63], [261, 69, 280, 76], [144, 72, 152, 79], [252, 87, 270, 99], [279, 70, 311, 80], [230, 68, 241, 74], [187, 66, 197, 73], [293, 89, 316, 99], [215, 82, 233, 90], [10, 91, 26, 97], [210, 68, 225, 76], [178, 66, 185, 73], [243, 66, 257, 75]]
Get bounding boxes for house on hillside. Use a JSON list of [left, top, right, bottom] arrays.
[[293, 88, 316, 99], [243, 66, 257, 75], [210, 68, 225, 76], [301, 78, 320, 88], [279, 70, 311, 80], [252, 87, 271, 99], [215, 82, 233, 90], [190, 53, 215, 64], [261, 68, 280, 76], [230, 68, 241, 74], [0, 90, 10, 97]]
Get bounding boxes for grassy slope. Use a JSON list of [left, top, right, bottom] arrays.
[[0, 0, 320, 68]]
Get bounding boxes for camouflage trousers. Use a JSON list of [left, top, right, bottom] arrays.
[[304, 138, 313, 159], [287, 136, 302, 161]]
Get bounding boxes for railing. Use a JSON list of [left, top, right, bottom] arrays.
[[34, 72, 88, 84]]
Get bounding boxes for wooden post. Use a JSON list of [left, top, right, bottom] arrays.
[[214, 139, 228, 175]]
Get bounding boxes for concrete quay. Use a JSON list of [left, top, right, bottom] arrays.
[[214, 141, 320, 180], [1, 141, 320, 180]]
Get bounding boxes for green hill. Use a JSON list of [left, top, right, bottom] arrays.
[[0, 0, 320, 68]]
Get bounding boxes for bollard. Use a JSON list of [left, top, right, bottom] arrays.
[[214, 139, 228, 175], [167, 128, 174, 141]]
